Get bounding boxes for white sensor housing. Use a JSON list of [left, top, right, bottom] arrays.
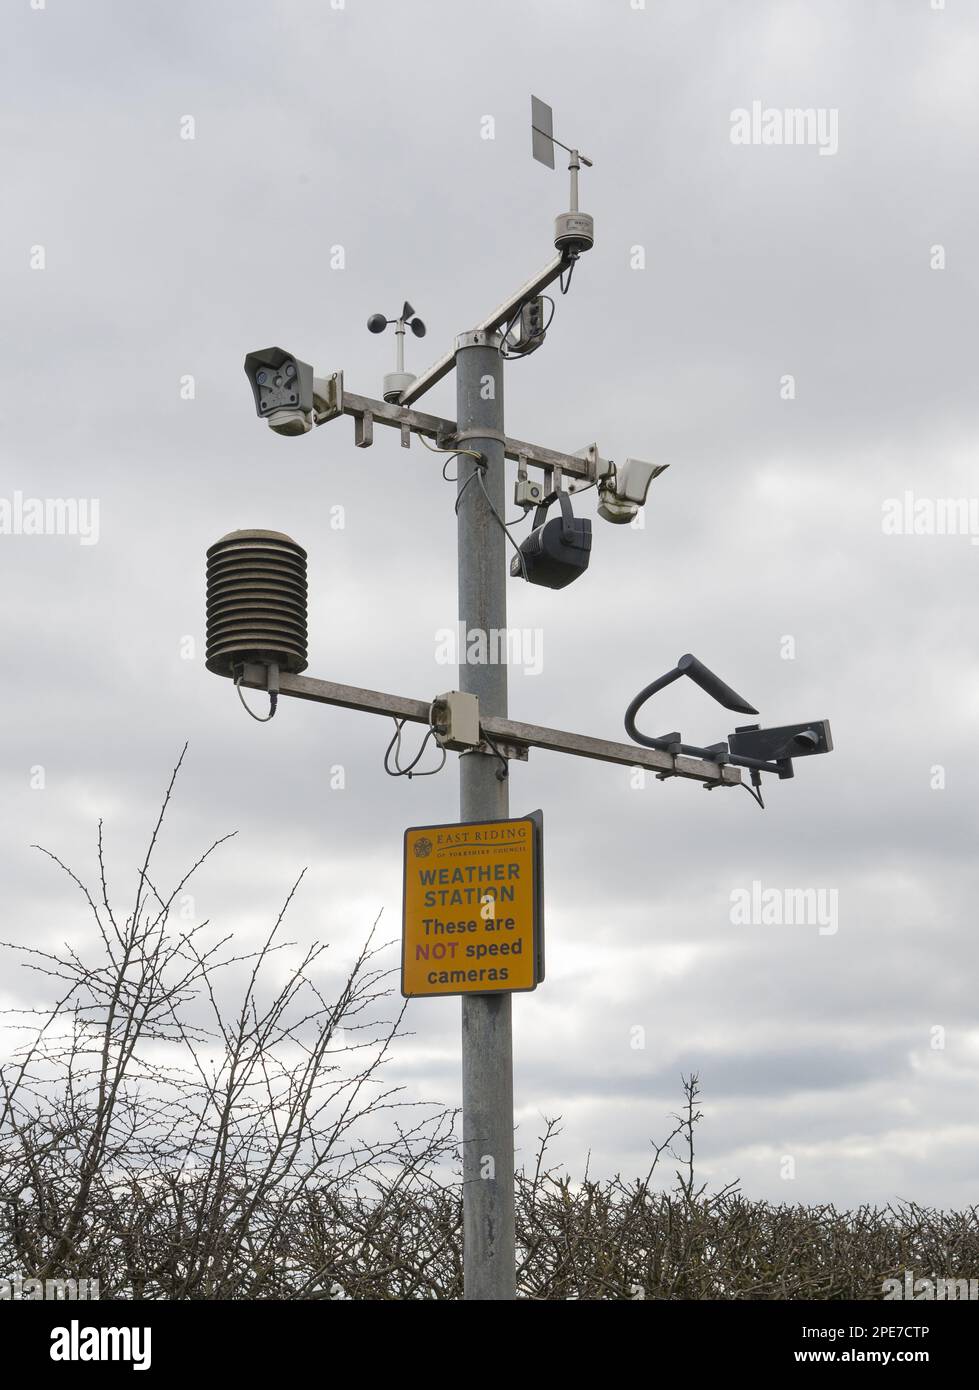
[[431, 691, 481, 750]]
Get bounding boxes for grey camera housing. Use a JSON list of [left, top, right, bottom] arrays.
[[244, 347, 315, 436]]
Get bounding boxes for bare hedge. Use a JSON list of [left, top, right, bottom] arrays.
[[3, 754, 976, 1300]]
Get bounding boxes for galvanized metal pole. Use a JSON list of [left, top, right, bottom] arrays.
[[455, 328, 516, 1301]]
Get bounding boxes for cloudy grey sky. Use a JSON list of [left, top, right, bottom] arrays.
[[3, 0, 978, 1209]]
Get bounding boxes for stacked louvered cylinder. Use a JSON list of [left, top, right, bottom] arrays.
[[205, 529, 308, 677]]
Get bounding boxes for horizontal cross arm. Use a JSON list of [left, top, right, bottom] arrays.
[[331, 390, 599, 484], [234, 665, 741, 788]]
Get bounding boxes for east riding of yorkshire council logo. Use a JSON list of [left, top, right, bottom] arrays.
[[413, 837, 433, 859]]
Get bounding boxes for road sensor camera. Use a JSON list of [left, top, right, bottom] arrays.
[[244, 347, 315, 436], [511, 491, 592, 589], [728, 721, 834, 766], [597, 459, 669, 524]]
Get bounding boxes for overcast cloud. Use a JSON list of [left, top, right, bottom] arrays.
[[2, 0, 978, 1210]]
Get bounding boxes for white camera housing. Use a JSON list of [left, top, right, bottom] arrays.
[[597, 458, 668, 524], [266, 407, 313, 437]]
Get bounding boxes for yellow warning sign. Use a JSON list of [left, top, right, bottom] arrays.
[[401, 813, 544, 998]]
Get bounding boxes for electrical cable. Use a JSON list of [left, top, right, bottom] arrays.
[[479, 730, 510, 781], [415, 432, 488, 512], [454, 467, 482, 515], [383, 716, 447, 779], [416, 407, 530, 577], [500, 294, 557, 360], [235, 676, 277, 722], [417, 431, 484, 474], [559, 254, 578, 294], [499, 305, 523, 358], [475, 465, 529, 581], [743, 769, 766, 810]]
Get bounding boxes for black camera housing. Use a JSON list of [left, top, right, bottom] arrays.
[[511, 492, 592, 589], [728, 720, 833, 768]]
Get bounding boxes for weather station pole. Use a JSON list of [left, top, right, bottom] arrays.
[[215, 95, 834, 1306], [454, 329, 516, 1300]]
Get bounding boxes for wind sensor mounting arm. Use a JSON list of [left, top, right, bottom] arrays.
[[400, 95, 595, 407]]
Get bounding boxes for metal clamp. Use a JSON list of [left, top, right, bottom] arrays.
[[455, 329, 503, 351], [355, 411, 373, 448], [477, 739, 529, 763], [452, 427, 507, 447]]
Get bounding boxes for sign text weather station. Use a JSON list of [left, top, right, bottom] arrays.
[[402, 814, 544, 997]]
